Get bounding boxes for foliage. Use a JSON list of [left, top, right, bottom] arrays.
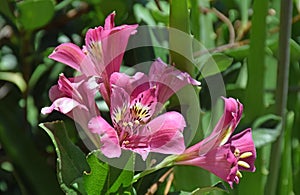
[[0, 0, 299, 194]]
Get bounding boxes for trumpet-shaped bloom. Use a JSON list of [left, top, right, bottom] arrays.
[[175, 98, 256, 188], [41, 74, 99, 131], [48, 12, 138, 103]]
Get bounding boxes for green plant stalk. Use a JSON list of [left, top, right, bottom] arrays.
[[169, 0, 194, 76], [132, 155, 177, 183], [244, 0, 268, 122], [279, 112, 294, 194], [265, 0, 293, 194]]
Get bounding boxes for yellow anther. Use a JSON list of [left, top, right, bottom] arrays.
[[234, 148, 240, 157], [122, 122, 128, 127], [238, 160, 250, 169], [239, 152, 253, 159], [236, 170, 243, 178], [123, 140, 129, 145], [134, 120, 140, 125], [220, 126, 232, 145]]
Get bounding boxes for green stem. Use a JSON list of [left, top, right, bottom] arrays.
[[244, 0, 268, 122], [265, 0, 293, 194], [132, 155, 177, 183], [169, 0, 194, 76]]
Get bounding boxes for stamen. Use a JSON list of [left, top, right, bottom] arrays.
[[236, 170, 243, 178], [238, 160, 250, 169], [234, 148, 240, 157], [239, 152, 253, 159]]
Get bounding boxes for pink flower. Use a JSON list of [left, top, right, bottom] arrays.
[[88, 59, 200, 160], [41, 74, 101, 147], [175, 98, 256, 188], [88, 86, 186, 160], [48, 12, 138, 103]]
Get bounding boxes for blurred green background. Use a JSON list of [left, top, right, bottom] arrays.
[[0, 0, 299, 194]]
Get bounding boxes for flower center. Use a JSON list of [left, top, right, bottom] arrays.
[[233, 148, 253, 169], [111, 87, 157, 146]]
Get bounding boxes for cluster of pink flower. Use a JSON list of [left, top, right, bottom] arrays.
[[42, 13, 256, 188]]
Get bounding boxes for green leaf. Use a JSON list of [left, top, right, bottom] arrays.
[[84, 151, 134, 194], [268, 39, 300, 63], [191, 182, 228, 195], [84, 151, 109, 195], [252, 114, 281, 129], [224, 45, 250, 61], [147, 1, 169, 25], [179, 182, 228, 195], [252, 114, 282, 149], [17, 0, 54, 30], [196, 53, 233, 78], [133, 4, 156, 25], [39, 121, 90, 194], [0, 72, 27, 93]]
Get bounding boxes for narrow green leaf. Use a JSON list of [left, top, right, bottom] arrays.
[[191, 182, 228, 195], [179, 182, 228, 195], [17, 0, 54, 30], [147, 1, 169, 25], [268, 39, 300, 63], [244, 0, 268, 122], [279, 112, 294, 195], [39, 121, 90, 194], [0, 72, 27, 93], [84, 151, 109, 195], [169, 0, 194, 75]]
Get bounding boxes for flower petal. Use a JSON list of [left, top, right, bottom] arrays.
[[139, 111, 186, 154], [110, 86, 130, 113], [229, 128, 256, 172], [84, 14, 138, 81], [194, 97, 243, 155], [49, 43, 85, 72], [149, 58, 201, 104], [110, 72, 150, 100], [176, 145, 238, 188], [41, 97, 87, 115], [104, 12, 115, 30], [88, 116, 121, 158]]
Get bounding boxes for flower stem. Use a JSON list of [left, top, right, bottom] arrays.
[[265, 0, 293, 194], [132, 155, 177, 183]]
